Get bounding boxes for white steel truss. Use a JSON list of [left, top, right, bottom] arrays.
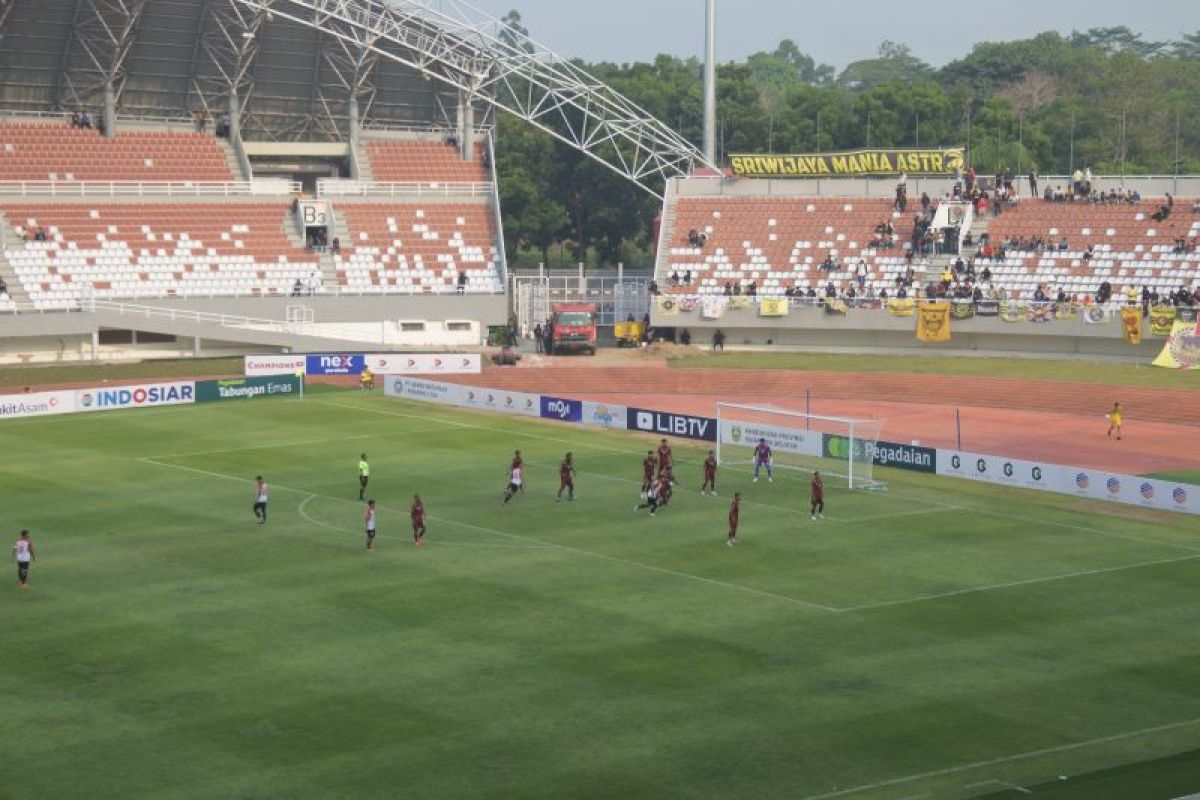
[[229, 0, 714, 197], [192, 0, 276, 127], [54, 0, 147, 110]]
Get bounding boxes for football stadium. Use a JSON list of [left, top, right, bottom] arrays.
[[3, 1, 1200, 797]]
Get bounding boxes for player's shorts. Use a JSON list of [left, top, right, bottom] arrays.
[[507, 482, 521, 493], [253, 501, 267, 512], [561, 478, 574, 488], [360, 475, 369, 486], [366, 529, 376, 539], [412, 520, 424, 530]]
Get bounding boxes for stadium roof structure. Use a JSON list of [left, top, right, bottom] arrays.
[[0, 0, 713, 196]]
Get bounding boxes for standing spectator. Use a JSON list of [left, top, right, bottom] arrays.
[[1028, 170, 1038, 198], [533, 323, 544, 353], [854, 259, 868, 290]]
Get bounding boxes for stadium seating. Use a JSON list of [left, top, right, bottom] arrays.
[[979, 199, 1200, 299], [2, 204, 320, 308], [0, 122, 234, 182], [660, 197, 924, 295], [335, 204, 501, 293], [364, 140, 490, 184]]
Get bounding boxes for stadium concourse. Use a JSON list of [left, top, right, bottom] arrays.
[[429, 360, 1200, 477]]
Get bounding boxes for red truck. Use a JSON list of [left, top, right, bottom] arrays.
[[547, 302, 597, 355]]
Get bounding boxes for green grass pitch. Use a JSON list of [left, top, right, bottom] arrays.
[[3, 387, 1200, 799]]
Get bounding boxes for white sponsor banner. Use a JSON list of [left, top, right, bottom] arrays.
[[0, 390, 77, 420], [366, 353, 481, 375], [244, 355, 306, 377], [582, 401, 628, 430], [938, 449, 1198, 516], [384, 376, 468, 406], [76, 381, 195, 413], [718, 420, 823, 457], [458, 385, 540, 417]]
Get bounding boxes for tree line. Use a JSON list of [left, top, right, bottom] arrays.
[[493, 16, 1200, 268]]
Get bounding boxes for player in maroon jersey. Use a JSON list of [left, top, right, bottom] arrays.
[[810, 471, 825, 520], [410, 494, 426, 546], [556, 452, 576, 503], [727, 492, 741, 546], [657, 472, 674, 507], [700, 449, 718, 496], [640, 450, 657, 498], [656, 438, 673, 480]]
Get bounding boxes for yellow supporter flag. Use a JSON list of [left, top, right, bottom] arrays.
[[655, 296, 681, 316], [1120, 307, 1143, 345], [1153, 320, 1200, 369], [758, 297, 790, 317], [886, 297, 915, 317], [1150, 305, 1177, 337], [917, 301, 951, 343]]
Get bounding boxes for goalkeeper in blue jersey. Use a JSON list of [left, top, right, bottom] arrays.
[[752, 438, 773, 482]]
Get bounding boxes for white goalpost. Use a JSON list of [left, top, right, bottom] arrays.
[[716, 403, 885, 490]]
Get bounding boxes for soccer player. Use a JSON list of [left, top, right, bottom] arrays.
[[810, 471, 825, 520], [364, 499, 377, 551], [658, 471, 674, 507], [727, 493, 741, 546], [12, 529, 34, 588], [253, 476, 268, 524], [701, 449, 718, 496], [752, 438, 773, 482], [503, 460, 524, 505], [411, 494, 426, 546], [556, 452, 576, 503], [511, 450, 526, 494], [641, 450, 657, 498], [359, 367, 374, 391], [1107, 402, 1123, 440], [635, 476, 668, 516], [656, 438, 673, 480], [358, 453, 370, 500]]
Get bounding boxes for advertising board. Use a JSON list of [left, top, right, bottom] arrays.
[[0, 390, 77, 420], [540, 396, 583, 423], [197, 376, 302, 403], [244, 355, 306, 377], [366, 353, 481, 375], [76, 381, 195, 413], [719, 420, 822, 457], [582, 401, 627, 430], [305, 353, 365, 376], [627, 408, 716, 442]]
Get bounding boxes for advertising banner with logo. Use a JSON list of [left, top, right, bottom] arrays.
[[460, 385, 540, 417], [582, 401, 628, 430], [540, 396, 583, 423], [384, 376, 468, 406], [823, 435, 937, 474], [244, 355, 306, 377], [0, 390, 77, 421], [305, 353, 365, 376], [76, 381, 195, 413], [627, 408, 716, 442], [365, 353, 481, 375], [196, 376, 302, 403], [719, 420, 822, 457], [937, 449, 1198, 515]]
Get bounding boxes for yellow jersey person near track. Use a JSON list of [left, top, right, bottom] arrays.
[[358, 454, 370, 500], [360, 368, 374, 391], [1107, 402, 1123, 440]]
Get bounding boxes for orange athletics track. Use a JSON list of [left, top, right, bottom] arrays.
[[441, 364, 1200, 476]]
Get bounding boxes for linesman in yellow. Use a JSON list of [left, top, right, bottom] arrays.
[[360, 367, 374, 391], [1107, 402, 1123, 441]]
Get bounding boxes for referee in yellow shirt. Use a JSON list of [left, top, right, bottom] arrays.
[[358, 454, 371, 500], [1107, 403, 1123, 440]]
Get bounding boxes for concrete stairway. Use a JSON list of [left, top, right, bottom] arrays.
[[0, 211, 31, 305], [216, 138, 249, 181]]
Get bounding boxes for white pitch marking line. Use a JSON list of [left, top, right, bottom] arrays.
[[840, 553, 1200, 612], [800, 716, 1200, 799], [140, 457, 839, 613]]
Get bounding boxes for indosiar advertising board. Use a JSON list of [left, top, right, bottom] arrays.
[[823, 434, 937, 474], [196, 376, 302, 403], [76, 381, 195, 413]]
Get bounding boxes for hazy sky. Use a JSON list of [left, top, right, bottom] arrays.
[[464, 0, 1200, 69]]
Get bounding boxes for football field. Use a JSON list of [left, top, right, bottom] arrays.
[[3, 386, 1200, 799]]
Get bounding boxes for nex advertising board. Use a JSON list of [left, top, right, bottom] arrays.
[[76, 381, 195, 413], [305, 353, 365, 376]]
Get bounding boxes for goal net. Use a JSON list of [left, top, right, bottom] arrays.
[[716, 403, 884, 490]]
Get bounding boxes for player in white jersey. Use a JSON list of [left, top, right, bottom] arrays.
[[363, 499, 378, 550], [12, 529, 34, 588], [502, 464, 524, 505], [253, 476, 268, 524]]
